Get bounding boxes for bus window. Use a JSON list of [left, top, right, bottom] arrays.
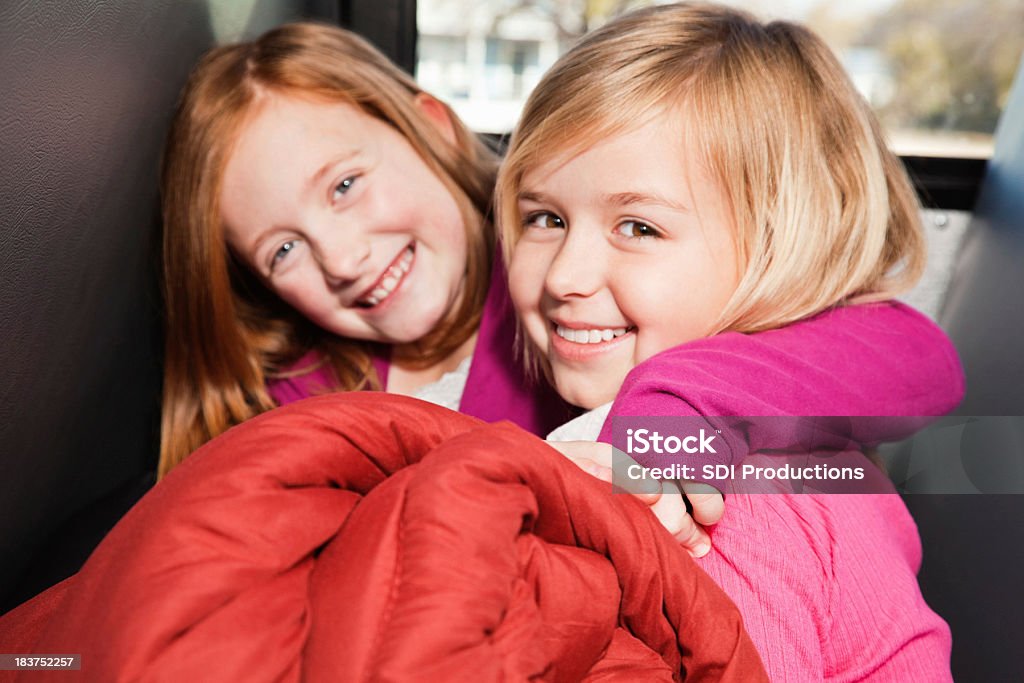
[[417, 0, 1024, 159]]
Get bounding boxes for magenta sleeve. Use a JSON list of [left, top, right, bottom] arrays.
[[598, 302, 965, 454]]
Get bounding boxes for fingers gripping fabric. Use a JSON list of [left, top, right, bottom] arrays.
[[0, 394, 765, 682]]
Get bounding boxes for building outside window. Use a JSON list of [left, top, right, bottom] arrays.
[[417, 0, 1024, 157]]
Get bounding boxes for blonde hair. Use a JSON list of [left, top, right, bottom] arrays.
[[160, 22, 497, 477], [498, 1, 924, 337]]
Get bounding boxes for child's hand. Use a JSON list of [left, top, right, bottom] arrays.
[[546, 440, 722, 557], [679, 479, 726, 527]]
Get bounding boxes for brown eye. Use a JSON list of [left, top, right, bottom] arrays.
[[615, 220, 659, 238], [524, 211, 565, 229]]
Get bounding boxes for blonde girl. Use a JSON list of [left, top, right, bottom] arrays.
[[499, 3, 958, 679]]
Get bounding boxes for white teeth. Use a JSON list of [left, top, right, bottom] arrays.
[[555, 325, 631, 344], [355, 246, 415, 307]]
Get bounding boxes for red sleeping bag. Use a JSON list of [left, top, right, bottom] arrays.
[[0, 394, 765, 681]]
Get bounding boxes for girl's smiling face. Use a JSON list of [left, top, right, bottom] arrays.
[[508, 115, 741, 409], [220, 92, 468, 345]]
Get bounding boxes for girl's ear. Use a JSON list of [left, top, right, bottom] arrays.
[[414, 92, 458, 146]]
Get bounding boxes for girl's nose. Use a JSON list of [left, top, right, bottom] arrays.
[[317, 232, 371, 288], [544, 226, 605, 300]]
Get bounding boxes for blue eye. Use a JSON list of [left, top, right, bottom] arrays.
[[524, 211, 565, 229], [271, 240, 298, 269], [615, 220, 660, 239], [332, 176, 357, 201]]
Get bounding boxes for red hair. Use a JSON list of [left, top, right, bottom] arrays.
[[159, 23, 497, 477]]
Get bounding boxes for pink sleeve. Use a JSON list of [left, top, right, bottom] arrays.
[[698, 494, 952, 682], [598, 302, 965, 446]]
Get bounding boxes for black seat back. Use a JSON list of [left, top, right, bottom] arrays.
[[0, 0, 338, 613], [906, 58, 1024, 681]]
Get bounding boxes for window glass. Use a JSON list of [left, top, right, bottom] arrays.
[[417, 0, 1024, 157]]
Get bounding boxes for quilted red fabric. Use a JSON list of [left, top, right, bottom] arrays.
[[0, 394, 765, 681]]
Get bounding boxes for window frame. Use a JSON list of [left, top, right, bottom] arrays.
[[339, 0, 417, 75]]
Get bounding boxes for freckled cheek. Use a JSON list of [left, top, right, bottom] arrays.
[[446, 236, 471, 287], [508, 247, 550, 342], [275, 279, 329, 320], [508, 246, 542, 306], [621, 296, 675, 366]]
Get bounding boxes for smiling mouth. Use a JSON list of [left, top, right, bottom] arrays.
[[553, 324, 633, 344], [355, 245, 414, 308]]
